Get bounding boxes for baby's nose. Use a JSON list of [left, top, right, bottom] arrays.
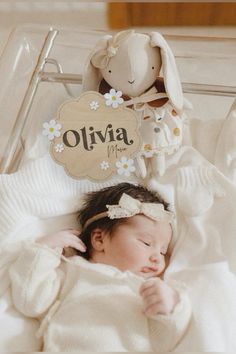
[[149, 254, 159, 263]]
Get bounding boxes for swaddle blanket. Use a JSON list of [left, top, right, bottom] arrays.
[[1, 142, 236, 351], [9, 244, 191, 352]]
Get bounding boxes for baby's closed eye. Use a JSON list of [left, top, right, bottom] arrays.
[[139, 239, 151, 247]]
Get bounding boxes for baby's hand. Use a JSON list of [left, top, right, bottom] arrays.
[[139, 278, 179, 317], [36, 229, 86, 255]]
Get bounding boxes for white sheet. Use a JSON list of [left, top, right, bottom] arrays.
[[1, 100, 236, 350], [215, 99, 236, 183], [167, 162, 236, 351]]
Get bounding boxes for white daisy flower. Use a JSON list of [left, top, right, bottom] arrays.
[[42, 119, 61, 141], [54, 143, 64, 153], [90, 101, 99, 111], [100, 160, 110, 170], [116, 156, 135, 177], [104, 89, 124, 109]]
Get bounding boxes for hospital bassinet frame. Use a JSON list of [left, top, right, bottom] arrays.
[[0, 27, 236, 174]]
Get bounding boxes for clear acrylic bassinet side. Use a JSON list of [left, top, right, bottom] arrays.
[[0, 26, 236, 174], [0, 24, 106, 173]]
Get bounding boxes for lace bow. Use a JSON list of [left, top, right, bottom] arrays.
[[92, 30, 134, 69], [106, 193, 174, 222], [123, 86, 168, 111]]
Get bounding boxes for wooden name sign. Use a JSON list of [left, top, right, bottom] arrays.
[[43, 91, 141, 181]]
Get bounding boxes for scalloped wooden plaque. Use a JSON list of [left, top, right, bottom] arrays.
[[49, 91, 141, 181]]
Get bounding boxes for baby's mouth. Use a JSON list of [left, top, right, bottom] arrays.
[[141, 266, 158, 274], [139, 268, 159, 279]]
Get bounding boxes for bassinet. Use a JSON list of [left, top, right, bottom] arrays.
[[0, 24, 236, 173], [0, 25, 236, 352]]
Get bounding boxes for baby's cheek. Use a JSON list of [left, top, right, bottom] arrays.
[[123, 247, 139, 261], [113, 243, 133, 261], [121, 246, 143, 267]]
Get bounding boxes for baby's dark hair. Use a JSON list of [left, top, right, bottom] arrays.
[[77, 182, 169, 260]]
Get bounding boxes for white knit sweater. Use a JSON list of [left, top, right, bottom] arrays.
[[9, 243, 191, 352]]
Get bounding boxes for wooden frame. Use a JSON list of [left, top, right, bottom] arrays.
[[108, 2, 236, 28]]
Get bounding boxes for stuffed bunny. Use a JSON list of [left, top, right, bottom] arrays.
[[82, 30, 184, 178]]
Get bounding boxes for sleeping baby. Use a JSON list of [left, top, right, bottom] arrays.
[[9, 182, 191, 352]]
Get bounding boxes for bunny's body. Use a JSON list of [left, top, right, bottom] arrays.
[[83, 30, 184, 177]]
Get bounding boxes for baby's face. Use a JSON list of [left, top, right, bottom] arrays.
[[98, 214, 172, 278]]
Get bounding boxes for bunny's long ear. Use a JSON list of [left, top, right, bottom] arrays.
[[149, 32, 183, 112], [82, 35, 112, 92]]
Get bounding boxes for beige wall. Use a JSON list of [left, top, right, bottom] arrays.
[[0, 2, 108, 51], [0, 2, 107, 29]]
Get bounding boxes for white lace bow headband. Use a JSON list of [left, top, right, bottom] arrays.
[[83, 193, 174, 229]]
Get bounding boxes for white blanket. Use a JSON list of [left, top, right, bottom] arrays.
[[1, 109, 236, 351]]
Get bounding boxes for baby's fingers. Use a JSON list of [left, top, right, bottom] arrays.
[[140, 284, 157, 299], [144, 301, 163, 317], [143, 293, 161, 308], [68, 229, 81, 236], [140, 279, 159, 296], [67, 235, 86, 252]]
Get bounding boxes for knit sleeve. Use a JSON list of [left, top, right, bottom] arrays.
[[148, 285, 192, 351], [9, 242, 64, 318], [176, 166, 225, 217]]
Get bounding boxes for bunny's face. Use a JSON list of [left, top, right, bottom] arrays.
[[84, 30, 183, 112], [100, 33, 162, 97]]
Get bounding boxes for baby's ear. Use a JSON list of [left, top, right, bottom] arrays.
[[91, 228, 106, 251]]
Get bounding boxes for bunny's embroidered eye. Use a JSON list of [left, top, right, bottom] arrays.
[[108, 70, 112, 73], [152, 66, 155, 70]]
